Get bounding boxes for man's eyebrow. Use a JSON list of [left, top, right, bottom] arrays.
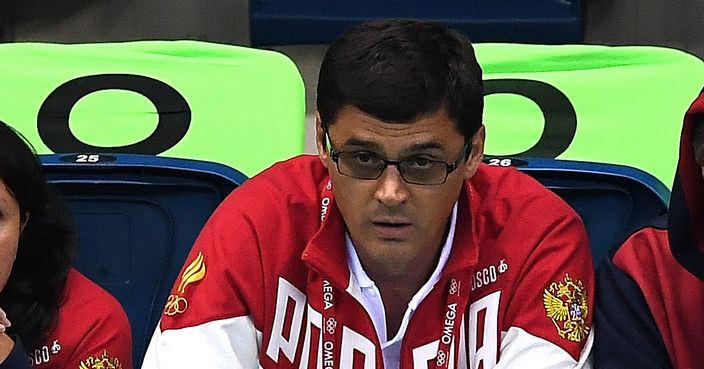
[[404, 142, 444, 154], [341, 137, 384, 151]]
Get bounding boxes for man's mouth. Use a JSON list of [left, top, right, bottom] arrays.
[[371, 220, 413, 239]]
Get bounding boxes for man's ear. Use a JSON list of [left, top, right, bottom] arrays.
[[315, 112, 330, 169], [462, 125, 485, 179]]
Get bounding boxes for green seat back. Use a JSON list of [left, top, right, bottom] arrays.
[[0, 41, 305, 177], [475, 43, 704, 188]]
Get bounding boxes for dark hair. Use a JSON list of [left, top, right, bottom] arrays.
[[316, 19, 484, 141], [0, 121, 73, 350]]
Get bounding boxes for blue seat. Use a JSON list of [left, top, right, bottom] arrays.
[[250, 0, 582, 46], [489, 157, 670, 264], [40, 153, 247, 369]]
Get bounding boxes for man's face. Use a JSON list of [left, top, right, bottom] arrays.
[[316, 105, 485, 280], [0, 180, 21, 292]]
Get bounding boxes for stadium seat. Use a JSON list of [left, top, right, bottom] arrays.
[[249, 0, 583, 46], [40, 153, 247, 368], [1, 41, 305, 178], [489, 157, 670, 264]]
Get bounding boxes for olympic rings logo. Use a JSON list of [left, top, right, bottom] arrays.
[[449, 279, 459, 295], [164, 294, 189, 316], [436, 350, 447, 366], [325, 317, 337, 335]]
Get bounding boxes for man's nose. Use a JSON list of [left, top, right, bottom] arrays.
[[373, 165, 409, 206]]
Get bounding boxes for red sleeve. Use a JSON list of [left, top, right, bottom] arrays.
[[502, 205, 595, 360]]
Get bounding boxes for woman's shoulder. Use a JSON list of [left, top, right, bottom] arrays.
[[31, 268, 133, 369], [60, 269, 126, 312]]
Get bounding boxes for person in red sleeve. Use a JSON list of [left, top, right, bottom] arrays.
[[143, 19, 594, 369], [594, 90, 704, 368], [0, 121, 132, 369]]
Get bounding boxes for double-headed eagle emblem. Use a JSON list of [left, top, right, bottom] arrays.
[[542, 273, 590, 342], [79, 350, 122, 369]]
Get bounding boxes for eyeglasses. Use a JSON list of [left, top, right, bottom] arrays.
[[326, 132, 469, 185]]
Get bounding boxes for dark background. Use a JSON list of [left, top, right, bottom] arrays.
[[1, 0, 702, 58]]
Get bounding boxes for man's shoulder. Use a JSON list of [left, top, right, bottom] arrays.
[[257, 154, 327, 182], [222, 155, 326, 206], [471, 163, 578, 217], [606, 220, 704, 309], [610, 221, 673, 277], [199, 155, 328, 259], [249, 154, 327, 181]]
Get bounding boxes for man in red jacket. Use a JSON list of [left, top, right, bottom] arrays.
[[594, 90, 704, 368], [143, 19, 594, 369]]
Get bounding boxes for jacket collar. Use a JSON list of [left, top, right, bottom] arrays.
[[443, 182, 479, 278], [302, 191, 351, 289]]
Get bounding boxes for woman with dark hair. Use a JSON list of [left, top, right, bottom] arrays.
[[0, 121, 132, 368]]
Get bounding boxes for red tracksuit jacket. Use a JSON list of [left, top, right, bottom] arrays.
[[594, 90, 704, 369], [143, 155, 594, 369]]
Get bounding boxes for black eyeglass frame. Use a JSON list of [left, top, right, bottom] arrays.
[[325, 131, 470, 185]]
